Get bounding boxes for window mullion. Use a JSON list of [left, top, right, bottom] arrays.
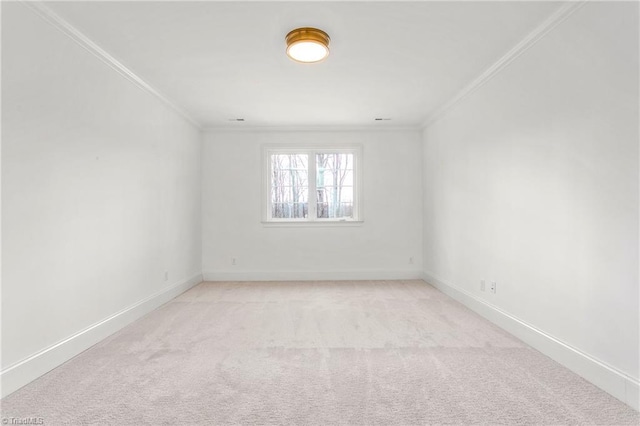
[[308, 150, 317, 220]]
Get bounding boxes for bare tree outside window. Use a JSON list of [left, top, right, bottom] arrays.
[[271, 154, 308, 218], [316, 153, 353, 219], [266, 147, 360, 222]]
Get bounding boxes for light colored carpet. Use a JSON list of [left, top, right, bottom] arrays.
[[1, 280, 638, 425]]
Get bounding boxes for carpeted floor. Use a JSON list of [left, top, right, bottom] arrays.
[[1, 280, 638, 425]]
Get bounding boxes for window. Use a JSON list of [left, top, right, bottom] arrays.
[[263, 146, 362, 223]]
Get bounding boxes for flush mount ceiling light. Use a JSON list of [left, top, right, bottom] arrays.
[[286, 27, 330, 63]]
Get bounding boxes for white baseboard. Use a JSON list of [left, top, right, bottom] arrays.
[[422, 271, 639, 411], [203, 269, 424, 282], [0, 273, 203, 399]]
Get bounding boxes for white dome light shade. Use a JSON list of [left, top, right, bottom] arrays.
[[286, 28, 330, 63], [287, 41, 329, 63]]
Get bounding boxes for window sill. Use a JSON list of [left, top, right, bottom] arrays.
[[261, 220, 364, 228]]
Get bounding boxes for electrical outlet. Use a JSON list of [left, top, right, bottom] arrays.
[[232, 257, 237, 266], [164, 271, 168, 282], [490, 281, 496, 294], [409, 257, 414, 264], [480, 280, 485, 291]]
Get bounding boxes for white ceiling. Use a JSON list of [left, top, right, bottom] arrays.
[[48, 1, 561, 128]]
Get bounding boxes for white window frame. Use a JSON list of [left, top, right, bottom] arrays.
[[262, 144, 363, 225]]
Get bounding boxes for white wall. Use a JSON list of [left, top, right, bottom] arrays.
[[1, 3, 202, 396], [202, 129, 422, 280], [422, 1, 638, 407]]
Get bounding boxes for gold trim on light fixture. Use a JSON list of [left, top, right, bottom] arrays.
[[286, 27, 330, 63]]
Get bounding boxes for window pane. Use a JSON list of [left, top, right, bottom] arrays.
[[320, 170, 353, 187], [272, 202, 308, 219], [316, 153, 354, 219], [271, 154, 308, 219], [317, 186, 353, 218]]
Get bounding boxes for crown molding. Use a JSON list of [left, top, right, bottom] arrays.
[[203, 124, 421, 133], [21, 1, 202, 130], [421, 0, 588, 130], [21, 0, 587, 133]]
